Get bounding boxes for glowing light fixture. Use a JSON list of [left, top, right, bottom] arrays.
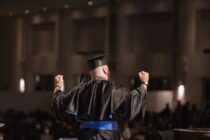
[[88, 1, 94, 6], [8, 12, 13, 16], [64, 4, 69, 9], [19, 78, 25, 93], [25, 9, 30, 14], [178, 84, 185, 101], [35, 75, 40, 82], [42, 6, 47, 12]]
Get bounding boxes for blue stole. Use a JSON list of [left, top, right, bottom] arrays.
[[80, 121, 118, 130]]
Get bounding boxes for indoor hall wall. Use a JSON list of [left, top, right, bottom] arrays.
[[0, 1, 177, 112], [113, 1, 179, 110], [2, 0, 210, 111], [21, 12, 60, 91], [115, 1, 174, 86], [0, 17, 20, 91], [114, 1, 177, 110], [174, 0, 210, 108], [0, 5, 112, 92], [0, 91, 52, 112], [114, 0, 210, 109]]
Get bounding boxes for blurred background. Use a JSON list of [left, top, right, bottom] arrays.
[[0, 0, 210, 139]]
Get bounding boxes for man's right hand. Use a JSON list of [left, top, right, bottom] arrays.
[[54, 74, 64, 88]]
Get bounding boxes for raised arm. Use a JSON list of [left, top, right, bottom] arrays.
[[52, 74, 70, 120], [112, 71, 149, 121]]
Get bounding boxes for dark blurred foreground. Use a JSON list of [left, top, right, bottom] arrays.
[[0, 101, 210, 140]]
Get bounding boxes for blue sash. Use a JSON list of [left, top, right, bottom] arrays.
[[80, 121, 118, 130]]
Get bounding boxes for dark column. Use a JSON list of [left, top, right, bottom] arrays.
[[107, 0, 117, 79]]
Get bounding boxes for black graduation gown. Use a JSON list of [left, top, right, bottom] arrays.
[[52, 78, 147, 140]]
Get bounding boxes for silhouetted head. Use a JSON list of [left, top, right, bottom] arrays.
[[87, 55, 110, 80]]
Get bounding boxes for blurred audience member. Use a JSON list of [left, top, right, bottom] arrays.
[[121, 122, 131, 140], [0, 132, 3, 140], [40, 126, 53, 140], [0, 100, 207, 140]]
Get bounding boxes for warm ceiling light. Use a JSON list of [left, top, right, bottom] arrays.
[[64, 4, 69, 9], [8, 12, 13, 16], [42, 6, 47, 11], [19, 78, 25, 93], [35, 75, 40, 82], [25, 9, 30, 14], [88, 1, 94, 6], [177, 84, 185, 101]]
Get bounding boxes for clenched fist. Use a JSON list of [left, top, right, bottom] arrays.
[[138, 71, 149, 84], [54, 74, 64, 88]]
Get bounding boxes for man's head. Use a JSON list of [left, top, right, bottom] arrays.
[[87, 55, 110, 80]]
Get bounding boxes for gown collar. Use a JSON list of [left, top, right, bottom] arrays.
[[93, 76, 107, 81]]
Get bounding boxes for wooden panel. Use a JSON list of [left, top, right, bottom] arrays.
[[73, 18, 105, 54], [0, 18, 17, 90], [128, 13, 173, 53], [32, 22, 55, 55], [197, 10, 210, 52]]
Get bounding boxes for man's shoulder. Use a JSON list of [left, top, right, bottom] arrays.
[[71, 80, 115, 90]]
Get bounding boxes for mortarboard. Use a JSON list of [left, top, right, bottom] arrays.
[[87, 55, 106, 70]]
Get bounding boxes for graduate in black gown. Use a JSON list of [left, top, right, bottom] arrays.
[[52, 55, 149, 140]]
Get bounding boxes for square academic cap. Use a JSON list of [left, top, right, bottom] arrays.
[[87, 55, 106, 70]]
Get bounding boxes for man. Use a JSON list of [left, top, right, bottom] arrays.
[[53, 55, 149, 140]]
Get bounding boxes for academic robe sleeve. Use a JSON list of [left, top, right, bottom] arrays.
[[52, 89, 67, 120], [112, 85, 147, 121], [52, 86, 80, 121]]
